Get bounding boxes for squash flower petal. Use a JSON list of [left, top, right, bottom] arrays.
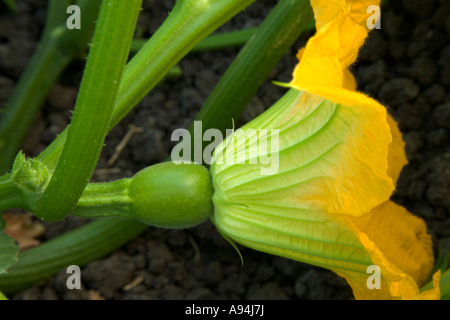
[[210, 0, 439, 299], [342, 201, 438, 299], [211, 90, 437, 299]]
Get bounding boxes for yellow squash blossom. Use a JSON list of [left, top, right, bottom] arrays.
[[210, 0, 440, 299]]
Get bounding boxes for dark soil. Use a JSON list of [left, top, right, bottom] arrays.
[[1, 0, 449, 300]]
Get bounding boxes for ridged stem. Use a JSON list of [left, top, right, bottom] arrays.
[[72, 178, 132, 219], [31, 0, 142, 222]]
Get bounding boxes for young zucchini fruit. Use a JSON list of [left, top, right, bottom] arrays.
[[128, 162, 214, 228]]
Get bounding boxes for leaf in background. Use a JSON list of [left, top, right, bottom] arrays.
[[3, 212, 45, 251], [0, 290, 7, 300], [2, 0, 17, 13], [0, 214, 19, 275]]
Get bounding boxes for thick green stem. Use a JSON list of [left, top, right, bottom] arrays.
[[0, 175, 22, 211], [131, 27, 258, 54], [32, 0, 142, 222], [192, 27, 258, 52], [440, 270, 450, 300], [72, 178, 132, 219], [0, 0, 101, 173]]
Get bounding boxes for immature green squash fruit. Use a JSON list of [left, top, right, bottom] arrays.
[[129, 162, 214, 229]]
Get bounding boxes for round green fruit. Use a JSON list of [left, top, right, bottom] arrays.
[[129, 161, 214, 228]]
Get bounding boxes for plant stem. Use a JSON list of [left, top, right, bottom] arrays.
[[131, 27, 258, 54], [131, 15, 316, 54], [32, 0, 143, 222], [441, 270, 450, 300], [0, 174, 22, 211], [192, 28, 258, 52], [0, 0, 101, 174], [72, 178, 132, 219]]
